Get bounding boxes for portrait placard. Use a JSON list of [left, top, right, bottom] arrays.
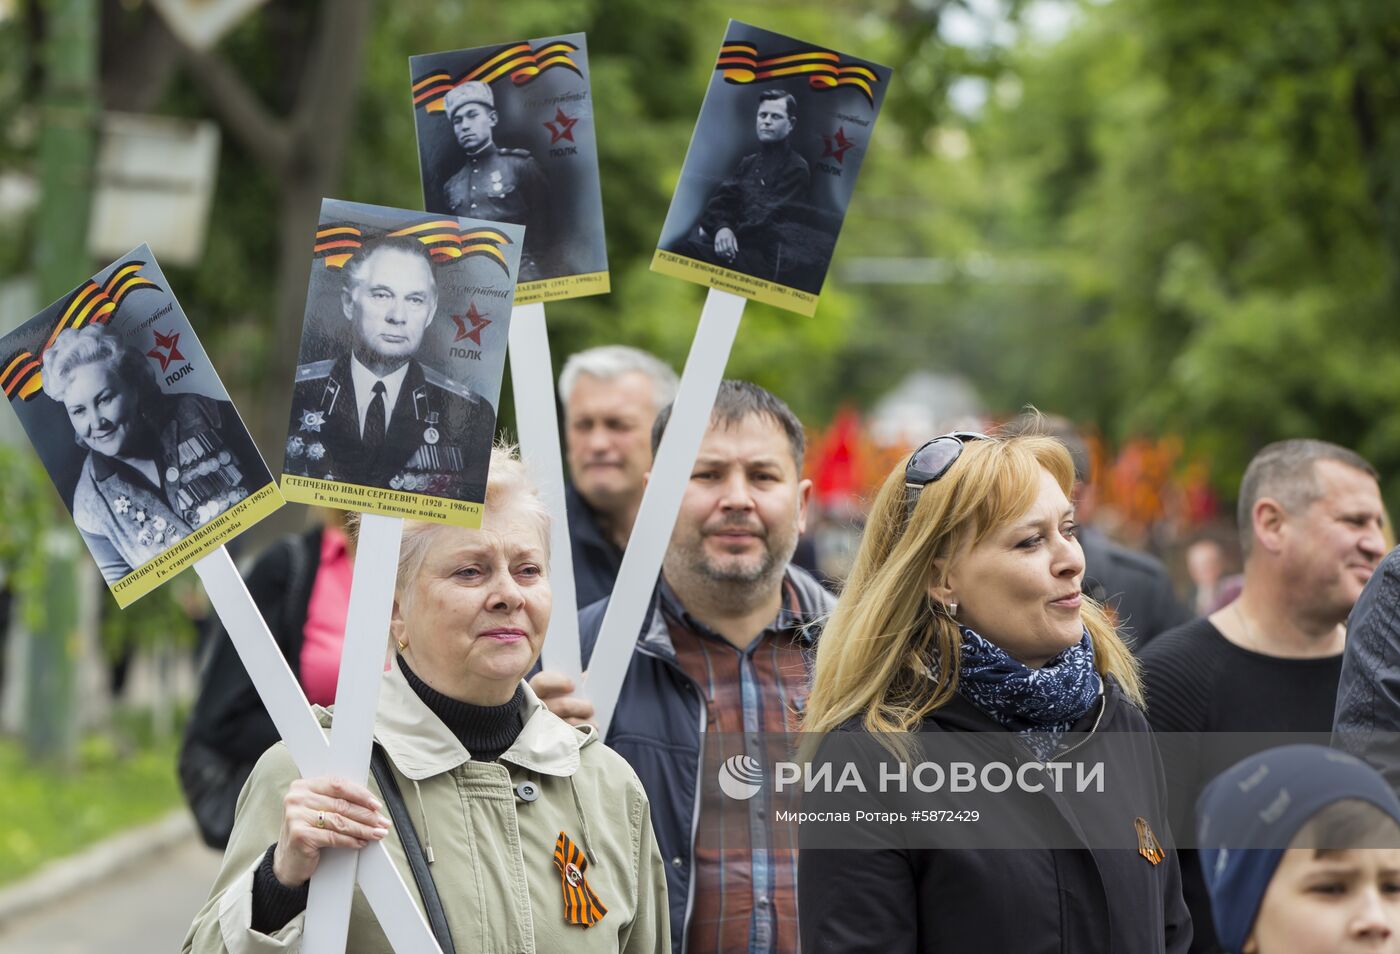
[[653, 21, 892, 317], [0, 246, 283, 607], [279, 198, 522, 527], [410, 33, 608, 305]]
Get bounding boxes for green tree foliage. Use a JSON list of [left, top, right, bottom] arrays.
[[881, 0, 1400, 507], [5, 0, 1399, 523]]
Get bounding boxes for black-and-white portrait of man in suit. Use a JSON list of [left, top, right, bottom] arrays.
[[284, 236, 496, 500]]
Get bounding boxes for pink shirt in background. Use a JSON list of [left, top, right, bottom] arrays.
[[299, 526, 354, 707]]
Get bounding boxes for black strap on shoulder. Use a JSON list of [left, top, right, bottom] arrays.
[[369, 743, 457, 954]]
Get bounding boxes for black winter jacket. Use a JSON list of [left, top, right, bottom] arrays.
[[1334, 545, 1400, 779], [565, 481, 624, 611], [798, 676, 1192, 954]]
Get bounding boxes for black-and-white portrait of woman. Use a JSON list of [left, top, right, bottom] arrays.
[[41, 325, 272, 584]]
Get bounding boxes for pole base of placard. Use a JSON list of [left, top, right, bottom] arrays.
[[281, 475, 484, 527], [191, 545, 444, 954], [514, 270, 610, 306], [110, 482, 284, 608], [651, 250, 819, 316]]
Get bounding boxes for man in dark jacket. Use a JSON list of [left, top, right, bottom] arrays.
[[535, 380, 834, 954], [558, 345, 678, 608], [430, 80, 553, 281], [672, 90, 811, 285], [1333, 545, 1400, 783]]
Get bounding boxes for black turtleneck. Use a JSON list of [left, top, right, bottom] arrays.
[[395, 654, 526, 761], [250, 656, 527, 935]]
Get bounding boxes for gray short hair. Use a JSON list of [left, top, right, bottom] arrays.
[[345, 237, 438, 296], [652, 379, 806, 472], [557, 345, 678, 411], [1237, 439, 1378, 556], [393, 444, 550, 607]]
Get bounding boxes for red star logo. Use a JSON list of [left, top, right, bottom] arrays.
[[450, 302, 492, 345], [146, 329, 184, 372], [822, 127, 856, 164], [544, 107, 578, 144]]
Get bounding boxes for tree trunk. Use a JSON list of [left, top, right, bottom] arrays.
[[159, 0, 375, 541], [258, 181, 321, 467], [28, 0, 99, 769]]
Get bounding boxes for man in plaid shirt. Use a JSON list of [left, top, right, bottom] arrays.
[[535, 380, 833, 954]]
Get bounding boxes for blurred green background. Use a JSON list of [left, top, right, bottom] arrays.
[[8, 0, 1400, 509], [0, 0, 1397, 842]]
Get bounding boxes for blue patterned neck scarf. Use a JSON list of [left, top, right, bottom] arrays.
[[956, 626, 1102, 760]]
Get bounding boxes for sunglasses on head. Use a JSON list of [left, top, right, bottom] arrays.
[[904, 431, 991, 518]]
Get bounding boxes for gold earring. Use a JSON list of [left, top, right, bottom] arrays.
[[397, 639, 406, 652]]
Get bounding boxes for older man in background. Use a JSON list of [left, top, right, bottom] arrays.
[[1142, 438, 1387, 953], [559, 345, 678, 608]]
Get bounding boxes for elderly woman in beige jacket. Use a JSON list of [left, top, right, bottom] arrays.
[[184, 447, 669, 953]]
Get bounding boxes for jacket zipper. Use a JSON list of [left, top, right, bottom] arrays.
[[634, 641, 707, 954], [1053, 686, 1107, 760], [1033, 686, 1110, 953]]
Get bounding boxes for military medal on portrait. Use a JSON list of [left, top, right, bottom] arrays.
[[277, 198, 523, 528], [0, 246, 284, 607]]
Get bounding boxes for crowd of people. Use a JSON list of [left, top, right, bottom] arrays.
[[180, 344, 1400, 954]]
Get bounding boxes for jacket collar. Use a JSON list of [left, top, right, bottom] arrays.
[[371, 660, 590, 781], [564, 481, 621, 559], [464, 141, 500, 161], [641, 564, 834, 658], [90, 449, 133, 483]]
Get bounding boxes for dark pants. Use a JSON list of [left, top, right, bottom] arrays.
[[675, 226, 778, 281]]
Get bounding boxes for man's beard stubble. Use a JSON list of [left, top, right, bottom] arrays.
[[669, 514, 799, 596]]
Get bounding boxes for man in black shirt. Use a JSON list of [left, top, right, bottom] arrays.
[[557, 345, 678, 609], [1141, 438, 1387, 953]]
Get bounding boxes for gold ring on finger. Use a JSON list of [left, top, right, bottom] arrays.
[[316, 811, 327, 829]]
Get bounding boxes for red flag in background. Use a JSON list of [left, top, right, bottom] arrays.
[[809, 406, 863, 508]]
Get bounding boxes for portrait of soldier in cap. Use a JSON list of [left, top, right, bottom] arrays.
[[284, 235, 496, 501], [430, 81, 553, 282]]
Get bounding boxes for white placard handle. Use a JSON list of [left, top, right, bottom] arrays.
[[509, 301, 583, 686], [586, 289, 746, 736], [303, 513, 404, 954], [193, 545, 440, 954]]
